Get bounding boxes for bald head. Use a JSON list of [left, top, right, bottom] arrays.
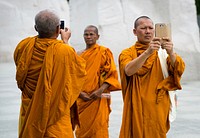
[[83, 25, 99, 47], [84, 25, 99, 35], [35, 9, 60, 38], [134, 16, 153, 29]]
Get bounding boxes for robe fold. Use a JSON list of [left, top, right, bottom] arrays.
[[14, 36, 86, 138], [118, 42, 185, 138], [75, 44, 121, 138]]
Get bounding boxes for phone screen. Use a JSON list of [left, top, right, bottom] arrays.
[[60, 20, 65, 29]]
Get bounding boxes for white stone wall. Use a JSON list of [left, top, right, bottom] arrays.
[[0, 0, 69, 62], [69, 0, 200, 81], [0, 0, 200, 81]]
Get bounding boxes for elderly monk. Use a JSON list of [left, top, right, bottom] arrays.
[[118, 16, 185, 138], [14, 9, 86, 138], [75, 25, 121, 138]]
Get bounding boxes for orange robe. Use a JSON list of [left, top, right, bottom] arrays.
[[14, 36, 86, 138], [75, 44, 121, 138], [118, 42, 185, 138]]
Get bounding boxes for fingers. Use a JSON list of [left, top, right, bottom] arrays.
[[83, 97, 91, 101], [162, 42, 173, 50], [147, 37, 173, 55], [65, 27, 68, 32], [60, 27, 71, 44], [152, 37, 161, 45], [162, 37, 171, 42], [149, 38, 161, 50], [90, 95, 97, 100], [162, 41, 174, 55], [60, 27, 70, 33], [89, 90, 102, 100], [64, 27, 71, 33], [153, 37, 161, 41], [80, 92, 91, 101], [90, 93, 99, 100]]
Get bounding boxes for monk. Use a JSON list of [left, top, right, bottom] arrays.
[[118, 16, 185, 138], [75, 25, 121, 138], [14, 9, 86, 138]]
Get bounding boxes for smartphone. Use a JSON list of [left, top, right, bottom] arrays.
[[155, 23, 171, 39], [60, 20, 65, 29]]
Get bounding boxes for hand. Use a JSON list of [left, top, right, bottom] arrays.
[[79, 92, 91, 101], [60, 27, 71, 44], [89, 88, 103, 100], [145, 37, 161, 55], [161, 37, 174, 55], [162, 37, 176, 67]]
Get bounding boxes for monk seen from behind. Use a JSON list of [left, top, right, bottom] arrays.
[[14, 9, 86, 138]]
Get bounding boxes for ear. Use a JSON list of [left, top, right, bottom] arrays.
[[96, 34, 100, 40], [34, 25, 38, 32], [133, 29, 137, 36], [56, 25, 60, 35]]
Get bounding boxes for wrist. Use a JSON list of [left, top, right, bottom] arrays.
[[169, 52, 175, 57], [62, 40, 68, 44], [143, 50, 151, 57], [99, 87, 105, 93]]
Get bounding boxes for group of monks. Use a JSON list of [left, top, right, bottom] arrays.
[[14, 9, 185, 138]]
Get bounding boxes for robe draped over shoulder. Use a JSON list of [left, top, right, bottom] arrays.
[[75, 44, 121, 138], [118, 42, 185, 138], [14, 36, 86, 138]]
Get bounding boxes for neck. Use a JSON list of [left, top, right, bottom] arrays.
[[38, 33, 58, 39], [137, 41, 150, 45], [86, 44, 96, 50]]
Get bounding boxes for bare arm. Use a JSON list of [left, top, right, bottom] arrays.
[[79, 92, 91, 101], [125, 51, 151, 76], [125, 37, 161, 76]]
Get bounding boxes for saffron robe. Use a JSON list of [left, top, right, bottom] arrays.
[[118, 42, 185, 138], [14, 36, 86, 138], [75, 44, 121, 138]]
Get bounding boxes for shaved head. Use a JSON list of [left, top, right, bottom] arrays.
[[84, 25, 99, 35], [134, 16, 153, 29]]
